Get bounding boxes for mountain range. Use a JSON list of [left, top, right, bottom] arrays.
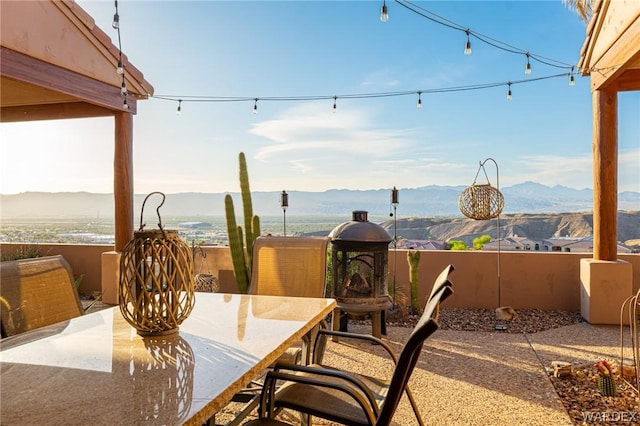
[[0, 181, 638, 219]]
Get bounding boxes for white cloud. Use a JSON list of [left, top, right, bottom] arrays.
[[249, 103, 415, 166]]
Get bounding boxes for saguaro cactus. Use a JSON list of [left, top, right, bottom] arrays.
[[225, 152, 261, 293], [407, 250, 421, 313]]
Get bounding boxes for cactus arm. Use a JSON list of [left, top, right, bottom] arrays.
[[407, 250, 421, 313], [239, 153, 255, 267]]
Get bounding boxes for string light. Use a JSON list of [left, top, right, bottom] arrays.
[[112, 1, 127, 108], [332, 96, 337, 113], [464, 29, 472, 56], [153, 70, 601, 114], [176, 100, 182, 115], [380, 0, 389, 22], [147, 0, 620, 116], [112, 0, 120, 29]]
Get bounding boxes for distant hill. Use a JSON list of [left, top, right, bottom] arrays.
[[378, 211, 640, 247], [0, 181, 638, 219]]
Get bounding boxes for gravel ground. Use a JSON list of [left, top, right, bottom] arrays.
[[437, 308, 639, 425], [386, 308, 638, 425], [391, 307, 585, 333], [86, 300, 638, 425]]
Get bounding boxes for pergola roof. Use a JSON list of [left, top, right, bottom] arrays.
[[1, 0, 153, 122], [578, 0, 640, 92], [1, 0, 153, 250]]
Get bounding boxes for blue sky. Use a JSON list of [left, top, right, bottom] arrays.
[[1, 0, 638, 195]]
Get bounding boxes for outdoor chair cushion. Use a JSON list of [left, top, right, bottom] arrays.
[[0, 255, 83, 337]]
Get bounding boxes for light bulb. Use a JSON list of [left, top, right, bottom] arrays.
[[120, 81, 127, 95], [417, 92, 422, 109], [332, 97, 337, 113], [506, 83, 512, 101], [380, 1, 388, 22], [112, 13, 119, 29], [464, 30, 472, 56], [525, 53, 531, 75], [176, 100, 182, 115], [569, 68, 575, 86], [253, 99, 258, 114], [123, 98, 129, 109], [116, 59, 124, 75]]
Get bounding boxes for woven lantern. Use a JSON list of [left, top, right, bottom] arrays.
[[119, 192, 195, 336], [458, 183, 504, 220], [458, 159, 504, 220]]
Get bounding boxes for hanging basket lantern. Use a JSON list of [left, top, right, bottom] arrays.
[[458, 159, 504, 220], [458, 183, 504, 220], [119, 192, 195, 336]]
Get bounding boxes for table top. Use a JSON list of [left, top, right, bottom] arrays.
[[0, 292, 336, 426]]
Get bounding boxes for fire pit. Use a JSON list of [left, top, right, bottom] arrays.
[[329, 210, 392, 337]]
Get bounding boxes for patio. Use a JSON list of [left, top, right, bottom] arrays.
[[210, 316, 635, 425], [79, 298, 637, 425], [1, 0, 639, 424]]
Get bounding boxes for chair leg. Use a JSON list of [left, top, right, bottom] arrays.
[[300, 412, 311, 426], [405, 386, 425, 426]]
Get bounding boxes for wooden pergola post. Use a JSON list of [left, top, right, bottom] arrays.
[[591, 88, 618, 261], [114, 111, 134, 252]]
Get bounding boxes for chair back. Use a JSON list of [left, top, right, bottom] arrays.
[[425, 264, 455, 321], [0, 255, 83, 337], [376, 266, 454, 425], [249, 236, 330, 298]]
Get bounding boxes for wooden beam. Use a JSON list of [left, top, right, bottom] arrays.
[[616, 68, 640, 92], [114, 112, 134, 252], [589, 16, 640, 91], [1, 47, 135, 114], [0, 101, 115, 122], [592, 88, 618, 261]]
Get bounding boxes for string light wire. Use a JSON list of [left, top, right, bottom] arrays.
[[143, 1, 618, 113], [396, 0, 576, 71], [152, 71, 579, 111]]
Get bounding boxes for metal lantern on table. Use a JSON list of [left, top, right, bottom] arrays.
[[119, 192, 195, 336]]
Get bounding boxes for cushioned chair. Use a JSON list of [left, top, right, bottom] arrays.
[[249, 235, 330, 363], [245, 264, 455, 426], [223, 236, 330, 425], [0, 255, 83, 338], [249, 236, 330, 297]]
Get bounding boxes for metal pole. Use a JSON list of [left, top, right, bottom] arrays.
[[479, 158, 500, 307], [391, 187, 399, 305], [280, 190, 288, 236]]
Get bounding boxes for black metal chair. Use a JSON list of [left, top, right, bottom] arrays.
[[244, 264, 455, 426]]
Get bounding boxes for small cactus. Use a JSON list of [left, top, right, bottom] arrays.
[[595, 360, 617, 397], [407, 250, 420, 313], [598, 375, 617, 397]]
